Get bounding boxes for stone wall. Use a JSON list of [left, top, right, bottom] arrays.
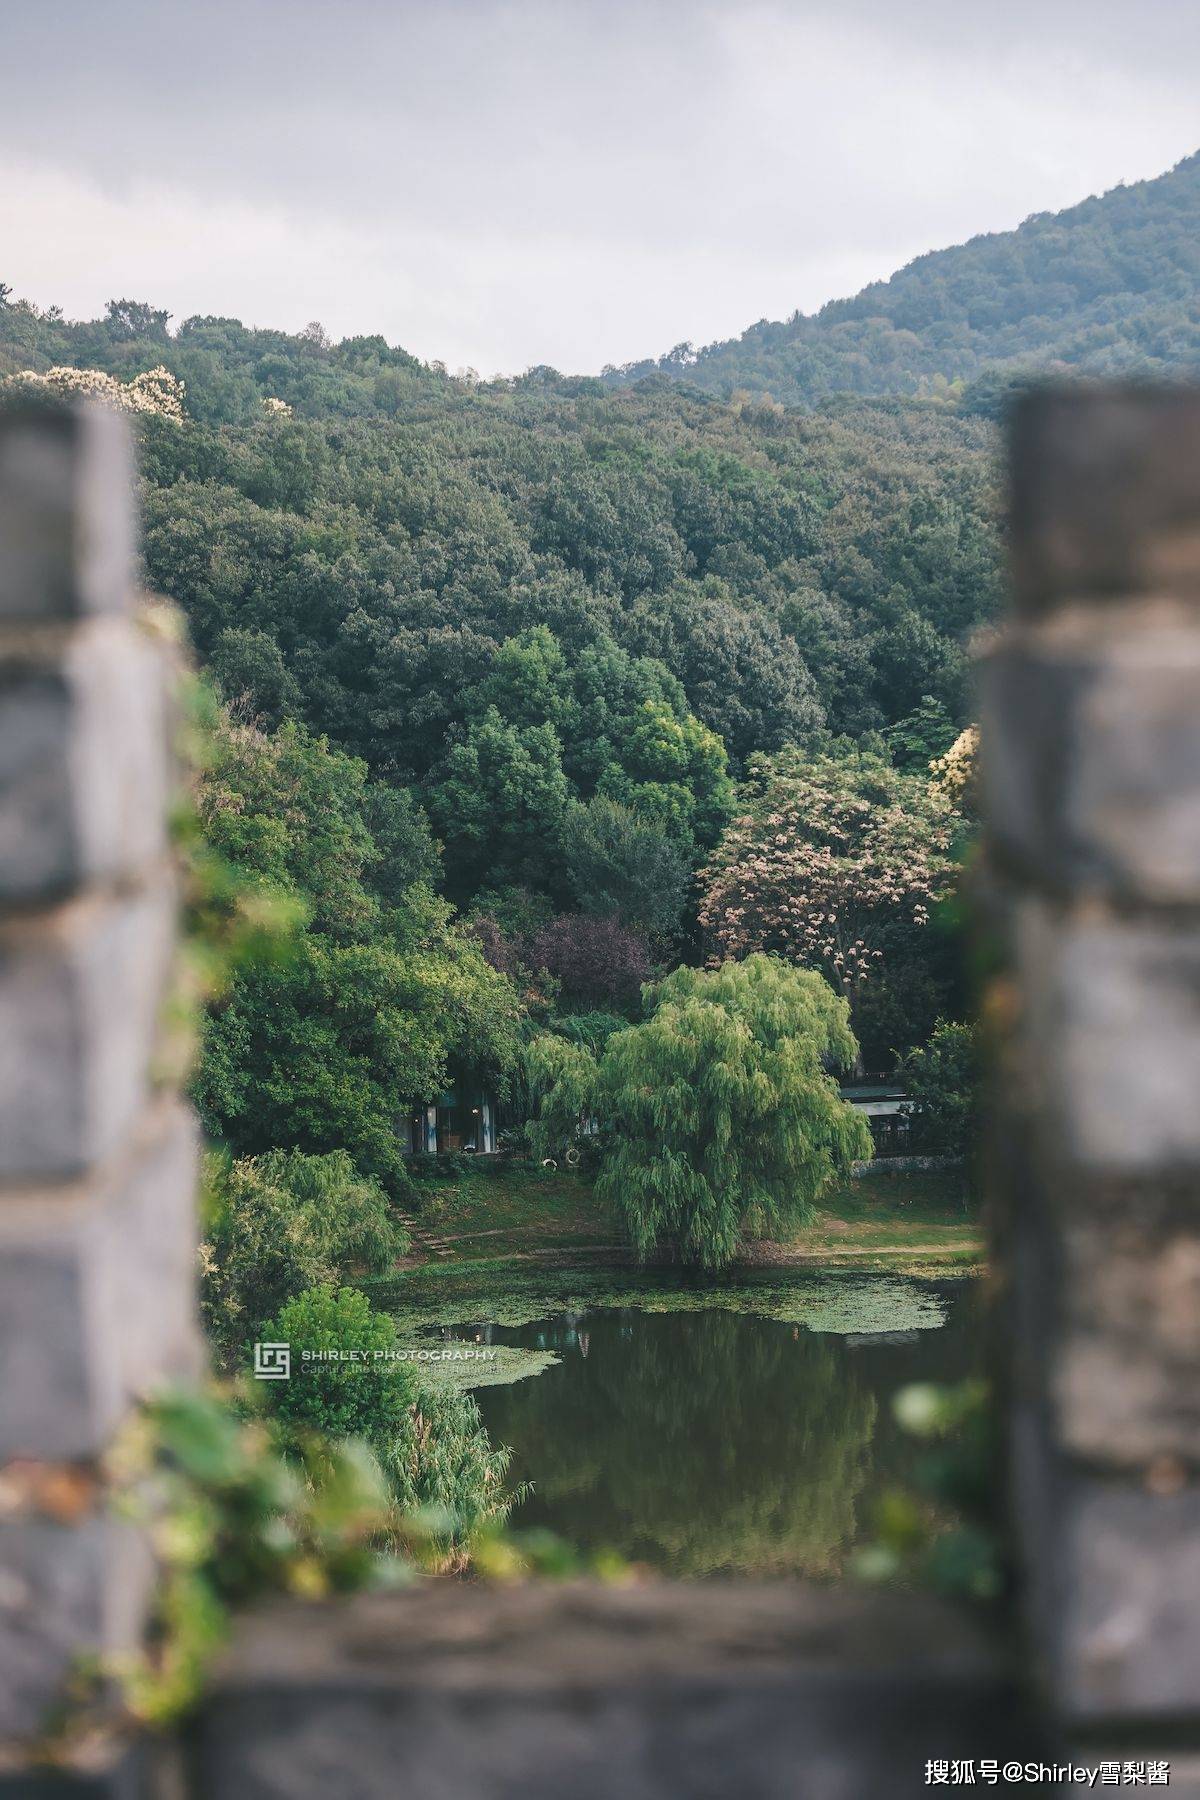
[[0, 406, 203, 1752], [979, 388, 1200, 1740]]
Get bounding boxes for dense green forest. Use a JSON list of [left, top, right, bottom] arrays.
[[606, 151, 1200, 406], [0, 201, 1007, 1233], [0, 297, 990, 1083], [13, 145, 1192, 1258], [0, 304, 1001, 736]]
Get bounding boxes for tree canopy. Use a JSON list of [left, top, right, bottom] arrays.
[[525, 956, 872, 1268], [193, 708, 523, 1193], [594, 957, 871, 1268], [200, 1148, 406, 1358], [697, 746, 961, 1065], [0, 239, 1015, 1199]]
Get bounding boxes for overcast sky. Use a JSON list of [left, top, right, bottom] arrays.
[[2, 0, 1197, 376]]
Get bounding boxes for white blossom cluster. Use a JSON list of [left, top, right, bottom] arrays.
[[262, 396, 293, 416], [929, 725, 978, 810], [1, 364, 186, 422]]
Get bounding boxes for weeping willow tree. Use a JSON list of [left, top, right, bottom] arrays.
[[524, 1033, 601, 1164], [595, 954, 871, 1269]]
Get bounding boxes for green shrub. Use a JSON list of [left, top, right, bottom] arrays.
[[256, 1285, 518, 1552], [200, 1149, 407, 1358], [257, 1285, 415, 1445], [409, 1151, 474, 1182], [105, 1384, 396, 1728], [900, 1019, 981, 1160]]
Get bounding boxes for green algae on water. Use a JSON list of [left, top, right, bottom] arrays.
[[408, 1342, 562, 1392], [379, 1267, 951, 1341]]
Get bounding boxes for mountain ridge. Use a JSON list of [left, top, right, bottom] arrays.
[[604, 151, 1200, 406]]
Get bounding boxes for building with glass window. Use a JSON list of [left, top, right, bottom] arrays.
[[403, 1089, 499, 1156]]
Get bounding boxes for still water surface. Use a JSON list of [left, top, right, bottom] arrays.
[[452, 1273, 979, 1578]]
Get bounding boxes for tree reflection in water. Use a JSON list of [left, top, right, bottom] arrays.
[[476, 1291, 976, 1579]]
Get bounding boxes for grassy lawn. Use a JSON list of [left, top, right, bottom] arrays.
[[400, 1160, 984, 1275], [405, 1162, 616, 1260], [764, 1168, 983, 1275]]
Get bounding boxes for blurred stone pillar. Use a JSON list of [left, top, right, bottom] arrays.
[[0, 405, 202, 1748], [981, 388, 1200, 1736]]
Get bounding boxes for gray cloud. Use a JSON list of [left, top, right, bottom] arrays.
[[2, 0, 1197, 373]]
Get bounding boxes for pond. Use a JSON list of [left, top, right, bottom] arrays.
[[385, 1268, 980, 1579]]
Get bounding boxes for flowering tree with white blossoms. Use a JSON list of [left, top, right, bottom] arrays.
[[1, 363, 186, 422], [929, 724, 979, 816], [696, 748, 959, 1001]]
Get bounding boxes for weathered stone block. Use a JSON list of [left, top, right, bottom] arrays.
[[1055, 1183, 1200, 1466], [0, 878, 177, 1180], [1011, 387, 1200, 612], [979, 617, 1200, 902], [1017, 1445, 1200, 1723], [0, 618, 173, 903], [1014, 901, 1200, 1175], [0, 1103, 202, 1462], [108, 1103, 205, 1416], [1006, 1171, 1200, 1464], [0, 408, 133, 623], [0, 1514, 155, 1741]]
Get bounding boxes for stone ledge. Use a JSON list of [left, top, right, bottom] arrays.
[[186, 1585, 1043, 1800], [0, 1740, 162, 1800], [210, 1581, 1011, 1687]]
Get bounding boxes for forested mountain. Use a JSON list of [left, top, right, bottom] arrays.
[[0, 285, 995, 1075], [127, 386, 997, 765], [0, 294, 1001, 762], [606, 151, 1200, 406], [21, 144, 1193, 1103]]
